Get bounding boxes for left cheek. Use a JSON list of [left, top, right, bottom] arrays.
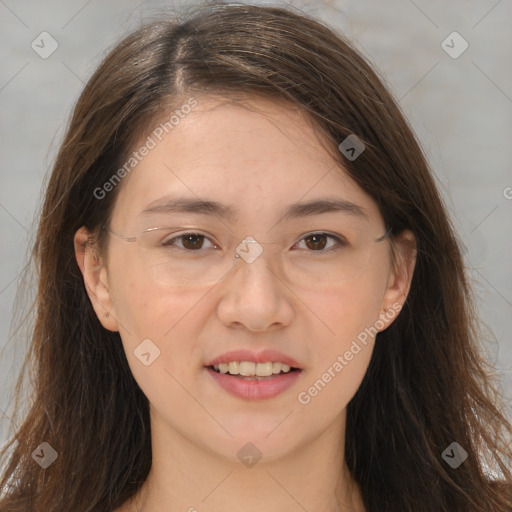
[[318, 284, 382, 347], [304, 288, 381, 399]]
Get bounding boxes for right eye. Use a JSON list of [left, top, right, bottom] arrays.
[[161, 232, 219, 251]]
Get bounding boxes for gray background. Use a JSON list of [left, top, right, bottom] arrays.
[[1, 0, 511, 445]]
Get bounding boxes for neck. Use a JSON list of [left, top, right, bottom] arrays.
[[126, 406, 365, 512]]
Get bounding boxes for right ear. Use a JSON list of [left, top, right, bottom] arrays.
[[74, 226, 119, 332]]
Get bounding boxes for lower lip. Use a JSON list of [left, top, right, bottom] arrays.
[[205, 367, 303, 400]]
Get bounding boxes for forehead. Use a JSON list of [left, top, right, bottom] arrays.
[[110, 95, 382, 228]]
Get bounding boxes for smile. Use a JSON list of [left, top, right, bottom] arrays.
[[205, 364, 303, 400], [210, 360, 298, 377]]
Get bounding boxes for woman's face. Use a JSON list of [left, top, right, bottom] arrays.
[[78, 95, 414, 464]]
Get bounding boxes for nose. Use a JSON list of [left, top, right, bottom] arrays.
[[216, 243, 294, 332]]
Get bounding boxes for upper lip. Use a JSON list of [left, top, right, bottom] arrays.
[[206, 349, 302, 368]]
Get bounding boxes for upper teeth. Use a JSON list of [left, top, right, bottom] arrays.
[[213, 361, 292, 376]]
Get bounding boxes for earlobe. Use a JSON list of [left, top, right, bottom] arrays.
[[377, 229, 417, 331], [74, 227, 119, 332]]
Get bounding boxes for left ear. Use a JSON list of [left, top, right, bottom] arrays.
[[377, 229, 417, 330]]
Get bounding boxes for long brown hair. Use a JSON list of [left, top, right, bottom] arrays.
[[1, 2, 511, 510]]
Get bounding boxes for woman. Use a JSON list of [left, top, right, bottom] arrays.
[[0, 2, 510, 511]]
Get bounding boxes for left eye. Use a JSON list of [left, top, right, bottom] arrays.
[[293, 233, 346, 252]]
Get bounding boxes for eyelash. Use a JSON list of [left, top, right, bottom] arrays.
[[161, 231, 347, 252]]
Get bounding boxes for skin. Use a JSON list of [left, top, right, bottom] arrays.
[[74, 95, 416, 512]]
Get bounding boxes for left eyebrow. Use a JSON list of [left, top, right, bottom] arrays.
[[281, 198, 369, 222], [140, 196, 370, 222]]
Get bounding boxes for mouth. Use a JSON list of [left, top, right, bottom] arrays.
[[204, 361, 303, 400], [206, 362, 302, 380], [204, 350, 304, 400]]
